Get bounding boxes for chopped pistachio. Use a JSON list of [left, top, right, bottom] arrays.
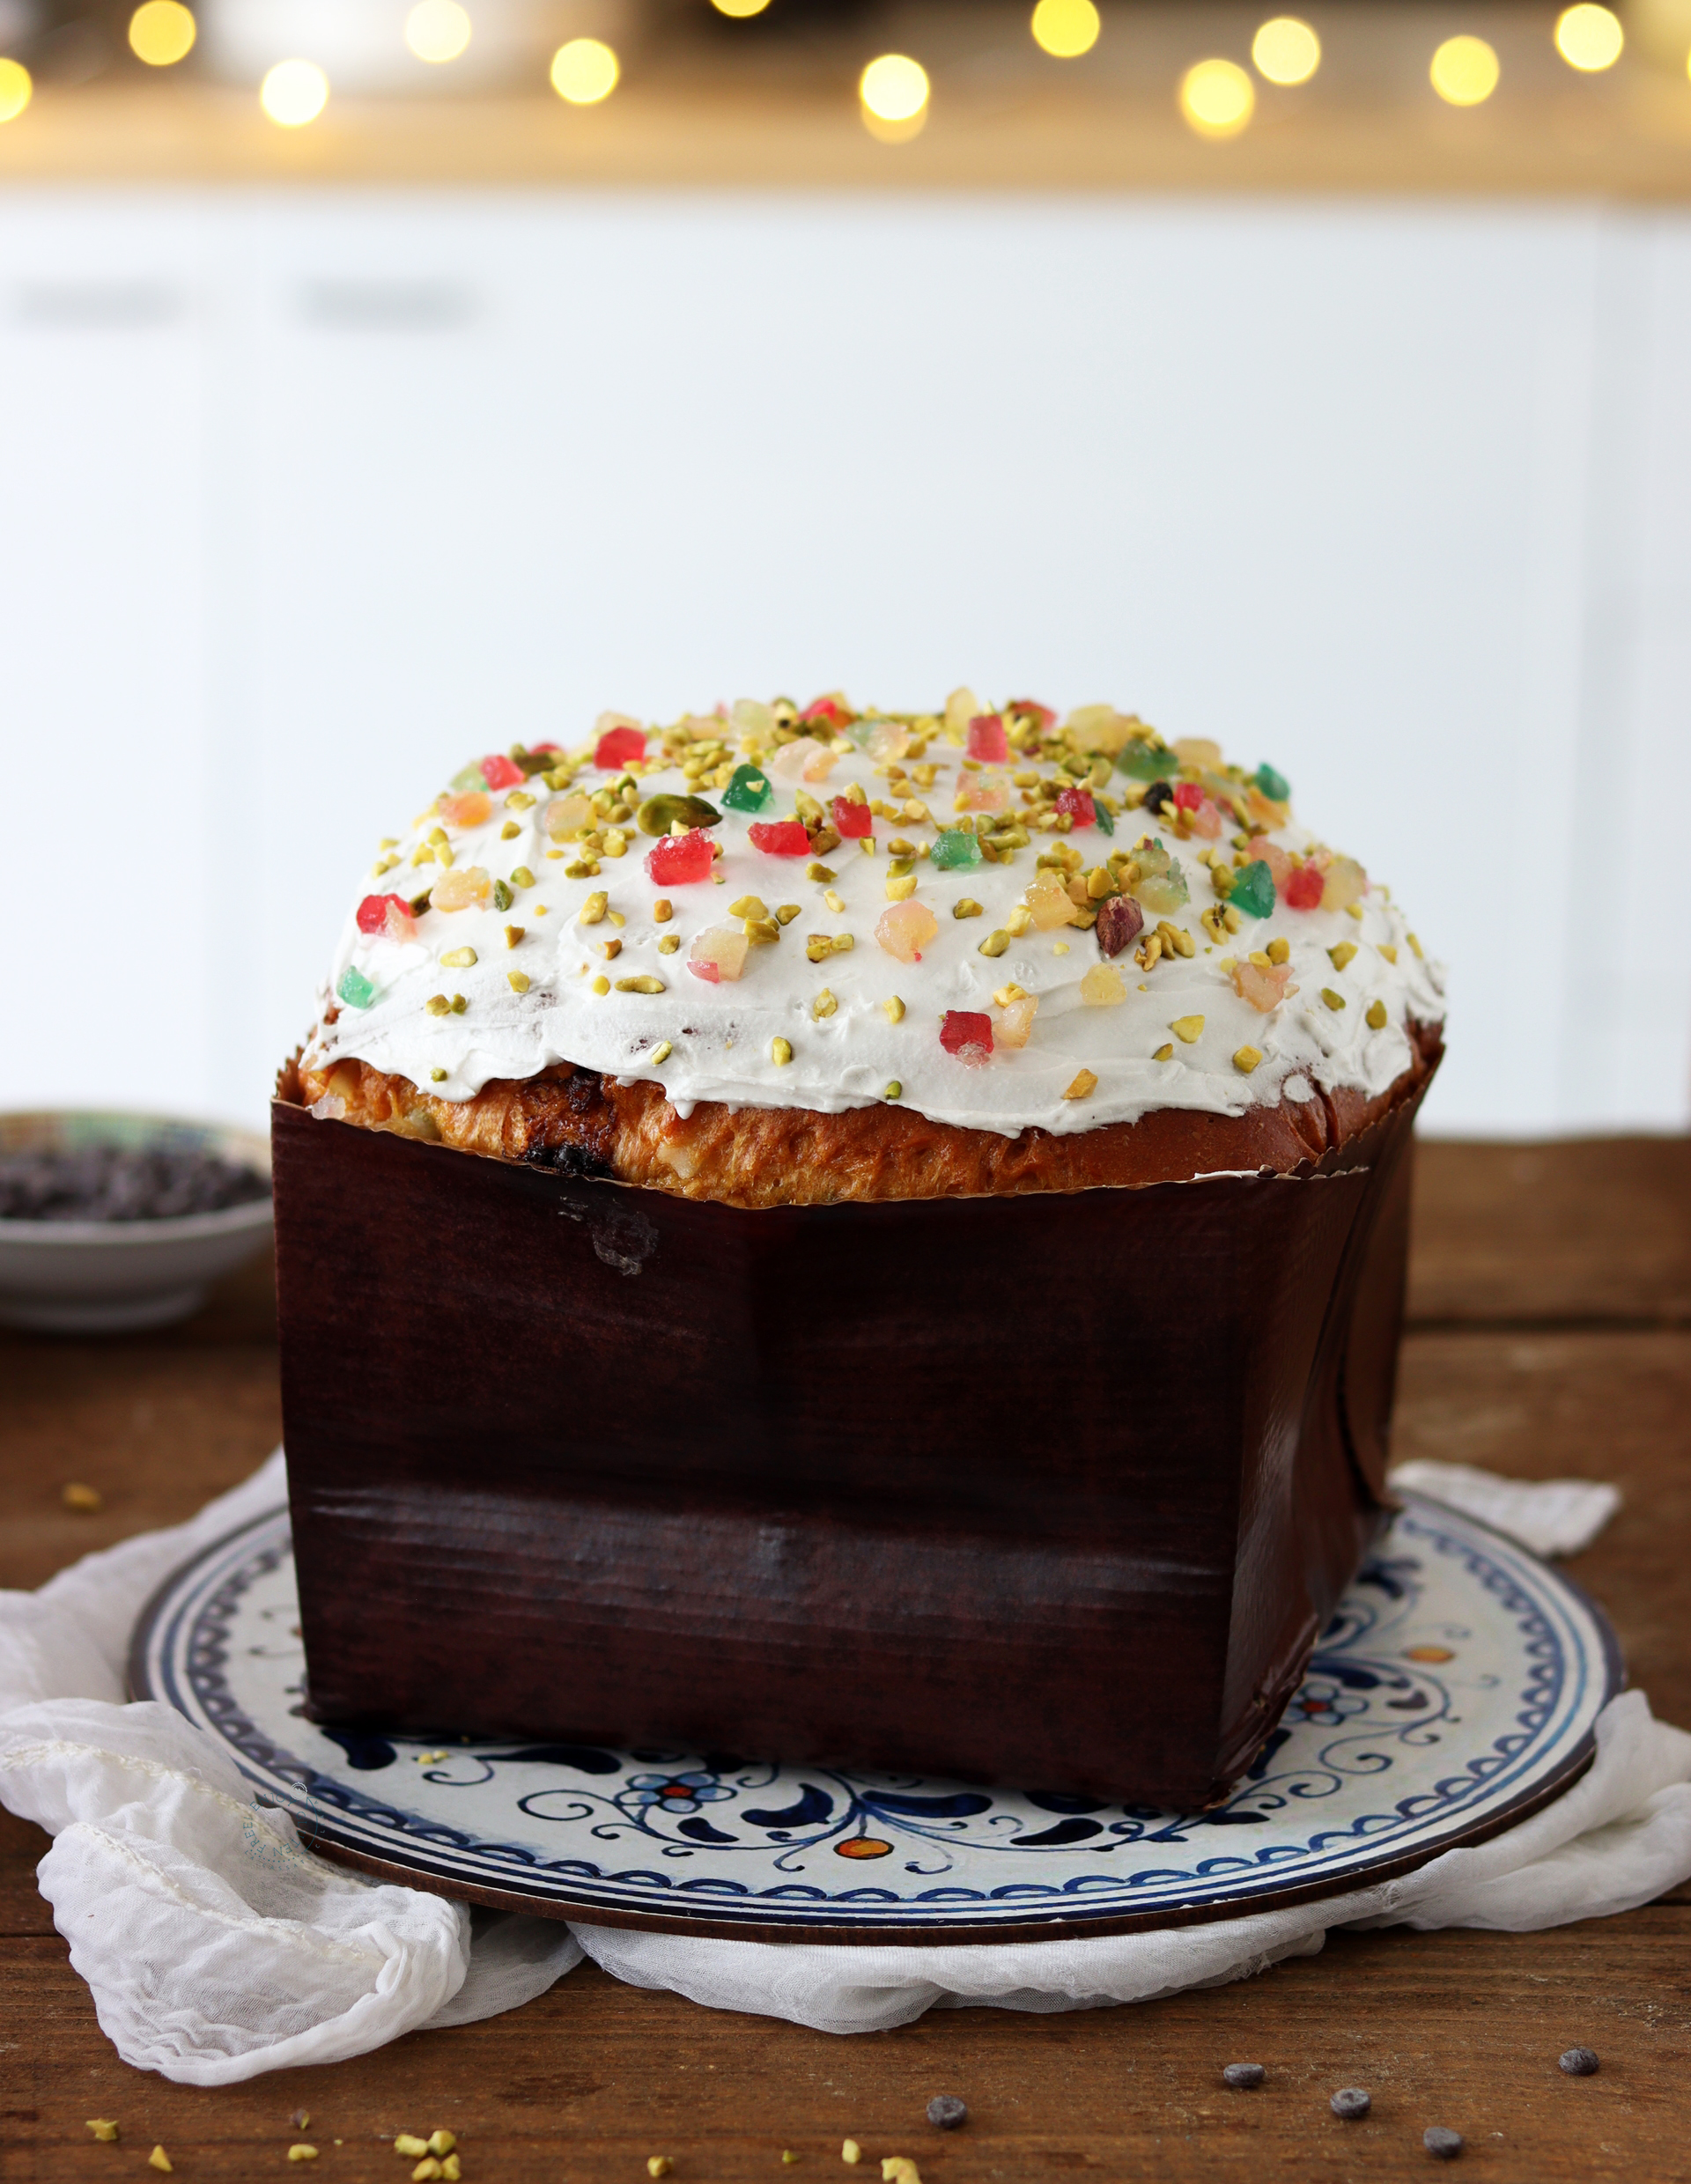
[[807, 861, 837, 882], [505, 925, 523, 948], [1407, 931, 1423, 958], [882, 1081, 902, 1100], [507, 971, 530, 994], [617, 975, 667, 992], [1171, 1015, 1205, 1044], [993, 983, 1028, 1007], [1378, 942, 1398, 963], [505, 790, 535, 810], [1366, 998, 1388, 1029], [1153, 1043, 1174, 1062], [511, 865, 535, 889], [1063, 1068, 1098, 1100], [1233, 1044, 1263, 1074], [450, 993, 467, 1013], [771, 1037, 793, 1066], [85, 2123, 119, 2143], [657, 933, 680, 954], [591, 974, 610, 995], [952, 897, 984, 919], [653, 896, 674, 922], [1321, 987, 1346, 1011], [602, 937, 623, 960], [439, 946, 476, 969], [148, 2152, 173, 2176], [1266, 936, 1290, 965], [883, 995, 906, 1023], [805, 935, 833, 963], [978, 929, 1010, 957], [1346, 902, 1364, 920], [729, 894, 768, 920], [649, 1039, 673, 1064], [831, 933, 854, 954], [776, 904, 801, 925], [579, 891, 608, 925], [823, 889, 846, 914], [430, 1067, 447, 1081], [499, 821, 521, 842], [812, 987, 838, 1020], [886, 874, 917, 902], [1328, 941, 1357, 971], [286, 2150, 318, 2165]]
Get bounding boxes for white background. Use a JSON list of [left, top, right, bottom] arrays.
[[3, 189, 1687, 1137]]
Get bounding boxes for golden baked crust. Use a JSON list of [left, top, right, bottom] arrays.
[[283, 1018, 1442, 1209]]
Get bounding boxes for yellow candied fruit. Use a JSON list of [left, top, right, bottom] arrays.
[[1233, 1045, 1263, 1074], [1171, 1015, 1205, 1044], [591, 975, 610, 996], [886, 874, 918, 902], [1063, 1068, 1098, 1101]]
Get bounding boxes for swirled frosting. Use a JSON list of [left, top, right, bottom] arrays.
[[306, 692, 1444, 1139]]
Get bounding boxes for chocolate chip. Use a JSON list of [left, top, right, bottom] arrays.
[[1559, 2047, 1600, 2077], [1330, 2088, 1371, 2120], [1424, 2126, 1463, 2160], [926, 2096, 967, 2130], [1142, 780, 1175, 813], [1222, 2063, 1265, 2090]]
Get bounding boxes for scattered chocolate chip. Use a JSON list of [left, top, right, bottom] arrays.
[[1424, 2126, 1463, 2160], [1222, 2063, 1265, 2090], [1559, 2047, 1600, 2077], [1142, 780, 1175, 814], [926, 2096, 967, 2131], [1330, 2088, 1371, 2120]]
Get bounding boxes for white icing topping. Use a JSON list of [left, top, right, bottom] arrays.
[[308, 706, 1445, 1139]]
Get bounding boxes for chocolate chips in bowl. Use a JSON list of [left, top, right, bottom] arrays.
[[0, 1112, 272, 1332]]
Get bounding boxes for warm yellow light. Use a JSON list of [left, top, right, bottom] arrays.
[[1179, 56, 1255, 136], [550, 36, 618, 103], [1030, 0, 1100, 61], [711, 0, 772, 18], [1430, 34, 1499, 105], [129, 0, 196, 65], [1251, 15, 1318, 85], [405, 0, 470, 62], [260, 57, 329, 125], [1554, 3, 1622, 70], [860, 52, 928, 138], [0, 55, 30, 121]]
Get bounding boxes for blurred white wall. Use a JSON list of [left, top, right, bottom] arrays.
[[3, 188, 1688, 1139]]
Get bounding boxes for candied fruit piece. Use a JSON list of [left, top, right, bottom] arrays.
[[1255, 762, 1290, 802], [543, 793, 594, 840], [723, 764, 773, 814], [1095, 895, 1144, 957], [930, 830, 983, 872], [1055, 786, 1097, 828], [336, 966, 376, 1009], [1229, 860, 1275, 919], [357, 892, 413, 935], [832, 795, 874, 838], [1171, 782, 1203, 812], [1187, 796, 1222, 840], [1007, 697, 1056, 730], [645, 828, 716, 885], [1135, 865, 1189, 916], [801, 693, 850, 728], [1081, 963, 1126, 1006], [431, 865, 491, 911], [1025, 877, 1081, 931], [1256, 840, 1295, 889], [687, 925, 750, 982], [437, 791, 493, 830], [955, 778, 1009, 815], [769, 737, 837, 784], [875, 899, 939, 963], [1119, 740, 1172, 782], [940, 1009, 993, 1065], [448, 764, 486, 793], [965, 712, 1008, 764], [479, 754, 525, 791], [1231, 959, 1296, 1012], [853, 717, 910, 762], [996, 993, 1038, 1048], [1284, 863, 1324, 911], [594, 725, 646, 769], [749, 819, 811, 857], [1322, 855, 1367, 912]]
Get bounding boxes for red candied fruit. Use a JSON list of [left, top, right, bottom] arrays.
[[1172, 781, 1204, 812], [356, 892, 414, 934], [1284, 865, 1325, 911], [644, 828, 716, 884], [749, 818, 811, 857], [831, 796, 874, 839], [965, 713, 1009, 764], [530, 741, 560, 754], [940, 1010, 994, 1066], [801, 695, 849, 728], [478, 754, 525, 791], [1054, 786, 1097, 827], [594, 726, 647, 769], [1008, 697, 1056, 730]]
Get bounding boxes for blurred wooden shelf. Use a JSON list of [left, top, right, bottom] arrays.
[[2, 74, 1690, 195]]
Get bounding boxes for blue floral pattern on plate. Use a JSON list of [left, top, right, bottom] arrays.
[[129, 1494, 1620, 1938]]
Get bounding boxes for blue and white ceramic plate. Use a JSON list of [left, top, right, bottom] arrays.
[[130, 1494, 1621, 1943]]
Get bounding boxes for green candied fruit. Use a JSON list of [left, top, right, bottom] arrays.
[[722, 764, 773, 814], [1133, 837, 1188, 913], [1118, 741, 1173, 783], [1230, 859, 1276, 919], [336, 966, 377, 1009], [1095, 801, 1116, 837], [448, 764, 486, 793], [930, 829, 983, 871], [1254, 763, 1290, 802]]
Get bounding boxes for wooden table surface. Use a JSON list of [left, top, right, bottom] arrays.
[[3, 1137, 1689, 2181]]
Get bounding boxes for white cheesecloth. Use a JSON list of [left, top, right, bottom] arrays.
[[1, 1450, 1687, 2084]]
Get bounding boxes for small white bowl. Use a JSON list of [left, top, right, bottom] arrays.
[[0, 1111, 273, 1334]]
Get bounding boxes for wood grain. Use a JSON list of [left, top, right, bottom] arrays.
[[1, 1137, 1688, 2182]]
